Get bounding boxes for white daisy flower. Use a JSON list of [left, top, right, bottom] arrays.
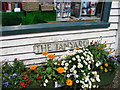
[[71, 68, 75, 71], [45, 79, 48, 83], [69, 60, 72, 63], [43, 83, 46, 86], [65, 63, 69, 67], [92, 85, 96, 88], [77, 50, 83, 53], [77, 59, 81, 62], [84, 84, 89, 88], [96, 85, 99, 88], [80, 80, 85, 84], [70, 69, 73, 72], [72, 57, 76, 61], [88, 61, 91, 64], [92, 71, 97, 76], [76, 55, 80, 59], [81, 85, 85, 88], [61, 63, 64, 66], [76, 80, 79, 83], [74, 74, 79, 78], [85, 77, 89, 82], [73, 70, 77, 74], [96, 61, 102, 67], [86, 57, 90, 61], [83, 60, 88, 65], [83, 53, 86, 56], [81, 70, 84, 72], [77, 63, 83, 68], [64, 67, 68, 70], [96, 75, 100, 82], [90, 78, 95, 82], [73, 65, 76, 68], [54, 62, 57, 65], [67, 74, 71, 78], [88, 65, 91, 70], [90, 57, 93, 60], [81, 56, 84, 60]]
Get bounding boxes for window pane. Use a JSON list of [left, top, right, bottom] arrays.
[[54, 0, 104, 21], [1, 1, 104, 26]]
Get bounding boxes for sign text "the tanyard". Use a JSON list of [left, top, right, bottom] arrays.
[[33, 40, 89, 53]]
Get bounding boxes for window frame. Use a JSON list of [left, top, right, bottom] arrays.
[[1, 1, 112, 36]]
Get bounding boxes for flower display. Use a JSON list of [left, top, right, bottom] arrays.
[[2, 41, 118, 89]]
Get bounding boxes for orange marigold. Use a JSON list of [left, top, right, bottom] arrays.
[[100, 66, 103, 69], [97, 47, 101, 49], [104, 69, 108, 72], [108, 51, 112, 54], [110, 48, 113, 51], [30, 65, 37, 70], [66, 79, 73, 86], [57, 67, 65, 73], [75, 47, 80, 49], [103, 43, 107, 47], [105, 63, 108, 67], [48, 54, 55, 59], [42, 52, 48, 56]]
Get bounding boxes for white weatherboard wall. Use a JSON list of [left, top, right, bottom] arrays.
[[0, 1, 119, 65], [109, 1, 120, 55]]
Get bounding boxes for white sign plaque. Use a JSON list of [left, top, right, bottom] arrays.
[[33, 40, 89, 53]]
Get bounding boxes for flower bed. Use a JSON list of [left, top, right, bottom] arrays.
[[2, 41, 118, 89]]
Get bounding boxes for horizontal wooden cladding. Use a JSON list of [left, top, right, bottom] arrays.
[[0, 28, 109, 41], [0, 36, 116, 56], [109, 23, 118, 29], [111, 1, 120, 8], [1, 43, 116, 64], [110, 9, 120, 15], [109, 16, 119, 22], [0, 29, 116, 48]]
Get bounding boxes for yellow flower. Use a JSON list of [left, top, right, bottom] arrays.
[[57, 67, 65, 73], [100, 66, 103, 69], [104, 69, 108, 72], [48, 54, 55, 59], [30, 65, 37, 70], [66, 79, 73, 86], [112, 55, 115, 57], [42, 52, 48, 56], [105, 63, 108, 67]]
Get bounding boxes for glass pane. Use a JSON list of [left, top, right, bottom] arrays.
[[54, 0, 104, 21]]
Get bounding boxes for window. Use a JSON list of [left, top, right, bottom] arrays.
[[54, 0, 104, 22], [1, 1, 112, 36]]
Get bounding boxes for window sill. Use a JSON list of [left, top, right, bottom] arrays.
[[1, 21, 110, 36]]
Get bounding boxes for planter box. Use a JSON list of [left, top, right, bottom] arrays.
[[26, 71, 116, 89]]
